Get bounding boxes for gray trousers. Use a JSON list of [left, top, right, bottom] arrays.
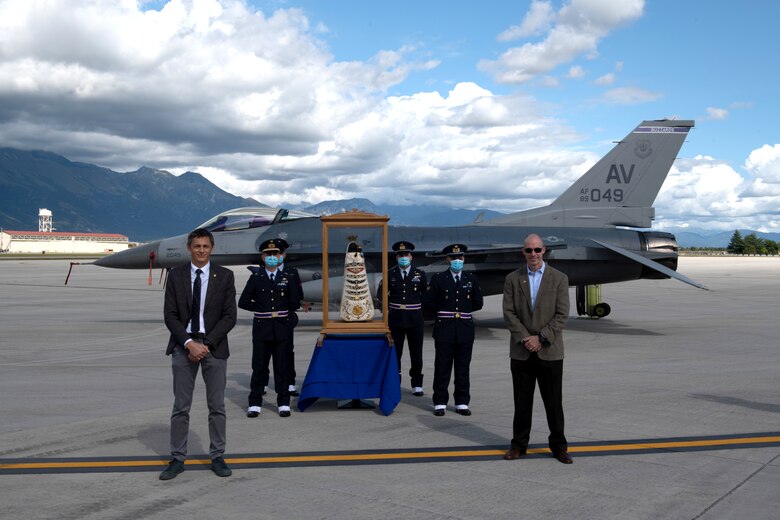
[[170, 347, 227, 461]]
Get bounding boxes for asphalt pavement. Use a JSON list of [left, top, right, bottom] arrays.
[[0, 256, 778, 519]]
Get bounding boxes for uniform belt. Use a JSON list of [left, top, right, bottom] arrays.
[[389, 303, 422, 310], [436, 311, 472, 319], [253, 310, 289, 319]]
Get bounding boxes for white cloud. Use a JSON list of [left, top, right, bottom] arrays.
[[654, 152, 780, 231], [595, 72, 615, 85], [1, 0, 778, 232], [497, 0, 555, 41], [567, 65, 586, 79], [705, 107, 729, 120], [745, 144, 780, 183], [600, 86, 661, 104], [480, 0, 644, 84]]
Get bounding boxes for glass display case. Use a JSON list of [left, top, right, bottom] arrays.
[[319, 210, 390, 336]]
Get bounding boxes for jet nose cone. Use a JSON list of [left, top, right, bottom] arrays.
[[95, 242, 159, 269]]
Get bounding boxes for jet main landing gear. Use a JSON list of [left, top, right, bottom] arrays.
[[575, 284, 611, 318]]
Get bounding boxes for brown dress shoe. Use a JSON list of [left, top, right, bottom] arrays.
[[503, 447, 526, 460], [554, 450, 573, 464]]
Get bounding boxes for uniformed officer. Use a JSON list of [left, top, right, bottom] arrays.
[[276, 238, 303, 396], [239, 239, 302, 418], [245, 239, 304, 398], [378, 241, 428, 396], [423, 243, 484, 416]]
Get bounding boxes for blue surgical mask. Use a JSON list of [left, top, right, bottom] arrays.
[[398, 257, 411, 268], [449, 259, 464, 272], [264, 256, 280, 268]]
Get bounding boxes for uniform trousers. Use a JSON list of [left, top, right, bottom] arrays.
[[432, 336, 473, 406], [391, 322, 424, 388], [249, 337, 290, 407], [258, 329, 296, 391], [170, 347, 227, 461], [510, 354, 567, 454]]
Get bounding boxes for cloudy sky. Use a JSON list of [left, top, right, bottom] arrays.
[[1, 0, 778, 232]]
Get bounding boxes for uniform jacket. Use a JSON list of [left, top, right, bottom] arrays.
[[164, 263, 237, 359], [423, 270, 483, 343], [378, 265, 427, 328], [279, 264, 303, 328], [239, 269, 302, 341], [502, 264, 569, 361]]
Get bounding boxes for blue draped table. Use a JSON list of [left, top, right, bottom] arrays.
[[297, 335, 401, 416]]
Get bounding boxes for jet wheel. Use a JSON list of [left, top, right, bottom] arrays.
[[592, 302, 611, 318]]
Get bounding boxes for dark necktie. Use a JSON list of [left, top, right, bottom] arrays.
[[191, 269, 202, 333], [270, 272, 275, 282], [455, 274, 460, 285], [402, 270, 407, 281]]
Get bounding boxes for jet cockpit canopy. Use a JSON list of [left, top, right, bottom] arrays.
[[198, 207, 316, 233]]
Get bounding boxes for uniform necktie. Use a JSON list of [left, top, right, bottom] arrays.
[[455, 274, 460, 285], [270, 272, 275, 282], [402, 270, 407, 281], [191, 269, 202, 333]]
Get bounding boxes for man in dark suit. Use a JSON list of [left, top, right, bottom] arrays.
[[240, 239, 302, 418], [423, 243, 483, 416], [502, 233, 572, 464], [160, 228, 237, 480], [378, 241, 428, 396]]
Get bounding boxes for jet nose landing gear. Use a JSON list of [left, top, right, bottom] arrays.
[[576, 285, 611, 318]]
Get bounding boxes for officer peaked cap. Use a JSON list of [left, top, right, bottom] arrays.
[[392, 241, 415, 253], [258, 239, 281, 253], [442, 243, 467, 256]]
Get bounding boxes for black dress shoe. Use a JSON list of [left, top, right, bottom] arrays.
[[433, 408, 445, 416], [159, 459, 184, 480], [210, 456, 232, 477], [289, 390, 300, 397], [503, 447, 526, 460], [455, 408, 472, 416], [247, 410, 259, 418], [279, 410, 291, 417], [554, 450, 573, 464]]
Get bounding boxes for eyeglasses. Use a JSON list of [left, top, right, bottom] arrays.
[[524, 247, 543, 253]]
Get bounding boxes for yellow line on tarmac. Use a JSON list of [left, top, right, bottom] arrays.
[[1, 435, 779, 472], [567, 436, 780, 453]]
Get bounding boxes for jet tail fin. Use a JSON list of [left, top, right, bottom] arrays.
[[488, 119, 694, 228]]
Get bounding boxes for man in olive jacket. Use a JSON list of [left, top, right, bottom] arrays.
[[502, 233, 572, 464]]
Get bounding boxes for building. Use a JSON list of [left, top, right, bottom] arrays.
[[0, 230, 130, 254], [0, 208, 129, 254]]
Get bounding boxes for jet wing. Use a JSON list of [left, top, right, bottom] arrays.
[[591, 239, 709, 290], [424, 243, 568, 258]]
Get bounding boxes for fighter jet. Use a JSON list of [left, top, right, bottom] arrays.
[[94, 119, 704, 317]]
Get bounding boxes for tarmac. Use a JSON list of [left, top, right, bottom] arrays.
[[0, 256, 778, 520]]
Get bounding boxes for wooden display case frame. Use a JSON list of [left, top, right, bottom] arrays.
[[320, 210, 390, 336]]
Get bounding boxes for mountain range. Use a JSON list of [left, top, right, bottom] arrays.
[[0, 148, 261, 241], [1, 147, 775, 246]]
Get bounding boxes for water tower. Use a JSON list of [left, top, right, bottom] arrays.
[[38, 208, 52, 232]]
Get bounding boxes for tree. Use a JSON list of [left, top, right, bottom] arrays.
[[727, 230, 744, 254], [743, 233, 759, 255]]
